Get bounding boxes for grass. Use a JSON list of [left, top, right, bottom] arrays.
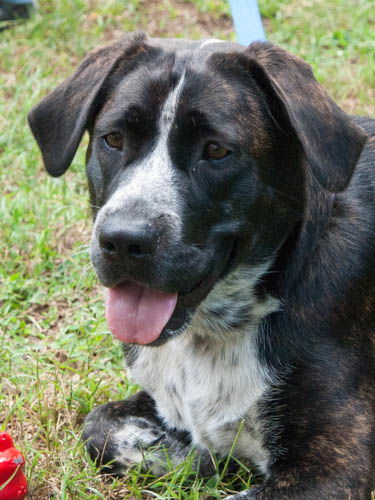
[[0, 0, 374, 498]]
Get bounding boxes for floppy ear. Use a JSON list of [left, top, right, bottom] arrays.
[[28, 32, 148, 177], [243, 42, 367, 192]]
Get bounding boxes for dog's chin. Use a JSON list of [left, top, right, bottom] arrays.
[[95, 238, 238, 346]]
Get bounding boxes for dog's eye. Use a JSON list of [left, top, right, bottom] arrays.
[[104, 132, 123, 151], [205, 143, 231, 162]]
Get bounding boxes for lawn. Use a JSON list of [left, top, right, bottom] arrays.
[[0, 0, 374, 498]]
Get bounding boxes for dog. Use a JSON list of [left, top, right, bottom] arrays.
[[28, 32, 375, 499]]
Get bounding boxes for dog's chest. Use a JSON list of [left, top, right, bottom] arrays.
[[127, 329, 271, 473]]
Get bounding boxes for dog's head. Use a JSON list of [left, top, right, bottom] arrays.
[[29, 32, 366, 345]]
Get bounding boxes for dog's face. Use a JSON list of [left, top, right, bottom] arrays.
[[87, 40, 303, 345], [28, 33, 366, 345]]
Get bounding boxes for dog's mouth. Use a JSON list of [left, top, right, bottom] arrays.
[[105, 239, 238, 345], [105, 284, 178, 345]]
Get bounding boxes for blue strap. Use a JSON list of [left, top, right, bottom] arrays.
[[229, 0, 266, 45], [1, 0, 34, 4]]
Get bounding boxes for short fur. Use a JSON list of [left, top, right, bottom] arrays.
[[28, 33, 375, 499]]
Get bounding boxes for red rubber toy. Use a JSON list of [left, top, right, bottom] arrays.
[[0, 432, 28, 500]]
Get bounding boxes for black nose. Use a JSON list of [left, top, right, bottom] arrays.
[[99, 221, 159, 261]]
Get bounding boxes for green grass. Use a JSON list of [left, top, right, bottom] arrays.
[[0, 0, 373, 498]]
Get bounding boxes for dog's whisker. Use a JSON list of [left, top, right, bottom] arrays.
[[72, 243, 90, 250], [71, 248, 90, 257], [81, 261, 95, 274]]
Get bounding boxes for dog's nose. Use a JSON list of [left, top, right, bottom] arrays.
[[99, 222, 159, 261]]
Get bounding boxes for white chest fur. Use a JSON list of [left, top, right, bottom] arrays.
[[129, 329, 271, 474], [127, 265, 278, 475]]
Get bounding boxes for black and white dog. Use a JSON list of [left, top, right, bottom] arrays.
[[29, 33, 375, 499]]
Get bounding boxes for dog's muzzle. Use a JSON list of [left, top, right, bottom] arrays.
[[92, 206, 237, 347]]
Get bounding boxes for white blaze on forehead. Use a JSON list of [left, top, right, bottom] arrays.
[[95, 73, 186, 230], [159, 72, 186, 135], [199, 38, 225, 49]]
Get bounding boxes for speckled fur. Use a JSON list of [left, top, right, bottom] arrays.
[[126, 264, 279, 475]]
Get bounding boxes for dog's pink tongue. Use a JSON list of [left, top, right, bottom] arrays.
[[105, 283, 178, 344]]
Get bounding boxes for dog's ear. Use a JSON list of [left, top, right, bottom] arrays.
[[243, 42, 367, 192], [28, 32, 148, 177]]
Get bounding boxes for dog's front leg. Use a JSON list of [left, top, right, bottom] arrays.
[[83, 390, 213, 475], [83, 390, 189, 474]]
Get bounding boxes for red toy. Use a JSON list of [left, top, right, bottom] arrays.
[[0, 432, 28, 500]]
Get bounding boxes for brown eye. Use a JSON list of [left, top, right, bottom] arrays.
[[104, 132, 123, 150], [205, 142, 231, 161]]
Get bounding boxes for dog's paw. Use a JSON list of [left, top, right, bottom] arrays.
[[111, 416, 167, 472], [83, 409, 167, 474], [83, 401, 196, 475], [113, 415, 165, 450]]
